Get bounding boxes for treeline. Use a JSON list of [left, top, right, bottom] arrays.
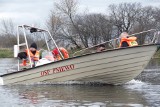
[[1, 0, 160, 49]]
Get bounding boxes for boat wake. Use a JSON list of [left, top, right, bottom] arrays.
[[124, 79, 147, 89], [125, 79, 146, 85], [124, 79, 160, 107], [0, 77, 3, 85]]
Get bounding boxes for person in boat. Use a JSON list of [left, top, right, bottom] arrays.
[[17, 42, 40, 66], [52, 47, 69, 61], [96, 44, 105, 52], [119, 32, 138, 48]]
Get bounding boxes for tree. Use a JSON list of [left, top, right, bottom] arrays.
[[109, 3, 141, 35], [0, 19, 16, 48], [47, 0, 82, 48], [47, 1, 159, 50], [132, 6, 157, 44], [74, 14, 113, 46]]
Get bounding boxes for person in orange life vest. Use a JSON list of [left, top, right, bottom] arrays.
[[18, 43, 39, 66], [119, 32, 138, 48], [52, 47, 69, 61], [25, 42, 40, 61]]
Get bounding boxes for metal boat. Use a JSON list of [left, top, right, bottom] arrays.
[[0, 25, 159, 85]]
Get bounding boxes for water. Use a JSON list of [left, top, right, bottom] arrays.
[[0, 58, 160, 107]]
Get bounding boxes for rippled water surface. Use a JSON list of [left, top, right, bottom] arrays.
[[0, 58, 160, 107]]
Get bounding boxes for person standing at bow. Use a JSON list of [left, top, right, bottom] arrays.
[[119, 32, 138, 48]]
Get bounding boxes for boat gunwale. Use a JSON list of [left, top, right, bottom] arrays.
[[0, 43, 159, 77]]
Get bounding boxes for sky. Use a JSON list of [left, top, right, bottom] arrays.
[[0, 0, 160, 28]]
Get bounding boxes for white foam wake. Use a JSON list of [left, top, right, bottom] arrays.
[[0, 77, 4, 85]]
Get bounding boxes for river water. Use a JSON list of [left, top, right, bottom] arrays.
[[0, 58, 160, 107]]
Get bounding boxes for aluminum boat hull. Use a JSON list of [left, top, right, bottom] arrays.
[[0, 44, 159, 85]]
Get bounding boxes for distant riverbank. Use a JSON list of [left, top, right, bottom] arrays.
[[0, 48, 13, 58]]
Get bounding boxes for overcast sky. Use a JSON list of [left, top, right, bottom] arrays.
[[0, 0, 160, 27]]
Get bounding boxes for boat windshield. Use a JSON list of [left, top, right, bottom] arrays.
[[35, 50, 54, 67], [41, 50, 54, 61]]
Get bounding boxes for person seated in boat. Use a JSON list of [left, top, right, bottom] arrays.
[[96, 44, 105, 52], [119, 32, 138, 48], [52, 47, 69, 61], [17, 42, 40, 66]]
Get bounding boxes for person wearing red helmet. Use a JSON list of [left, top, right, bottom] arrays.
[[52, 47, 69, 61]]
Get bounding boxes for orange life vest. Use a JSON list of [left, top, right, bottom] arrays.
[[119, 37, 138, 47], [25, 49, 40, 61], [53, 47, 69, 61]]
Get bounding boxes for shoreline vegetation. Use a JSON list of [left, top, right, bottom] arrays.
[[0, 2, 160, 52], [0, 48, 13, 58], [0, 1, 160, 58]]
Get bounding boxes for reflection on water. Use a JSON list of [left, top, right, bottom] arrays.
[[0, 84, 148, 107], [0, 58, 160, 107]]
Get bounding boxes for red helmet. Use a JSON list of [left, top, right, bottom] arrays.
[[52, 48, 59, 55]]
